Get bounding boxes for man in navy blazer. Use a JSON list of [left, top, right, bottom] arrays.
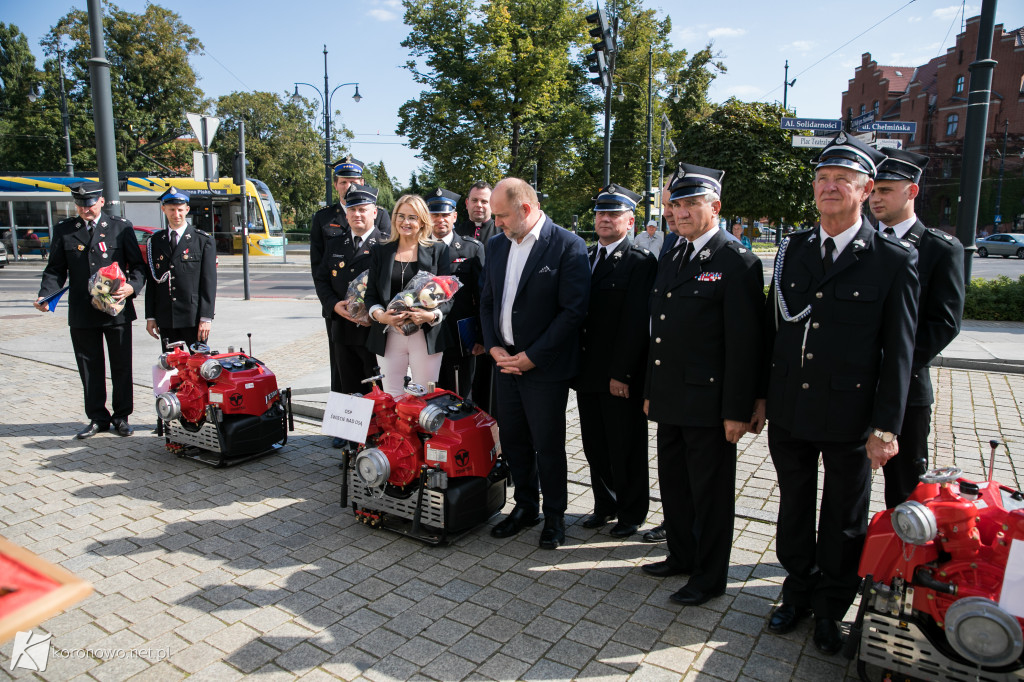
[[480, 178, 590, 549]]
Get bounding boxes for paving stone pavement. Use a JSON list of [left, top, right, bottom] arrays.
[[2, 293, 1023, 681]]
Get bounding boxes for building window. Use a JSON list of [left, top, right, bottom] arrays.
[[872, 100, 879, 112], [955, 76, 965, 93], [860, 104, 866, 115], [942, 159, 952, 178], [847, 107, 853, 120], [946, 114, 959, 137]]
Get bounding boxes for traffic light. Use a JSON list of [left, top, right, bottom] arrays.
[[586, 51, 610, 90], [585, 6, 613, 91]]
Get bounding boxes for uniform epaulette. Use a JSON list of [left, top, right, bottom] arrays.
[[878, 231, 914, 251], [630, 243, 651, 256], [925, 227, 956, 242], [196, 229, 212, 237]]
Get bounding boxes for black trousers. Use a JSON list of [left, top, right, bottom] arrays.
[[577, 389, 650, 525], [437, 348, 476, 399], [883, 404, 931, 508], [657, 423, 735, 594], [325, 317, 343, 393], [69, 324, 133, 424], [495, 371, 570, 517], [768, 423, 871, 620], [330, 319, 376, 395], [159, 326, 199, 353]]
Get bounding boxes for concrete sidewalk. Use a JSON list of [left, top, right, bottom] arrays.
[[1, 288, 1022, 682]]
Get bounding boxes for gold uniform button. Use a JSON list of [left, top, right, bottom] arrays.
[[812, 322, 820, 329], [655, 337, 661, 343], [659, 314, 665, 320], [667, 292, 672, 298], [654, 359, 661, 366], [790, 282, 795, 288], [853, 291, 860, 297], [806, 353, 813, 360], [709, 377, 715, 383], [815, 291, 822, 299], [801, 383, 810, 389]]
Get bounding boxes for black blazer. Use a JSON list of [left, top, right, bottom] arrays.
[[479, 215, 590, 382], [313, 227, 381, 345], [576, 241, 656, 394], [764, 224, 920, 440], [645, 230, 765, 426], [441, 233, 485, 353], [896, 221, 965, 407], [363, 239, 452, 356], [39, 214, 146, 328], [144, 225, 217, 328], [456, 218, 499, 245]]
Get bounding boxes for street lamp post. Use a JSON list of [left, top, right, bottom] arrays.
[[783, 59, 796, 112], [292, 45, 361, 208], [994, 118, 1009, 229], [658, 113, 674, 228], [56, 44, 74, 176]]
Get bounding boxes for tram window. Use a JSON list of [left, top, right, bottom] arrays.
[[13, 201, 47, 227], [53, 201, 76, 222], [0, 202, 11, 228]]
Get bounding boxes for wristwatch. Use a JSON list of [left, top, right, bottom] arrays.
[[872, 428, 896, 443]]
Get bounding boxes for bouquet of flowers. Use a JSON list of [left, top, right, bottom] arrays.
[[88, 262, 126, 316], [386, 271, 462, 335], [345, 269, 370, 325]]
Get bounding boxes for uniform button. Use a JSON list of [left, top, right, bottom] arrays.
[[815, 291, 822, 299], [693, 290, 699, 294], [801, 383, 809, 389], [790, 282, 795, 288], [709, 377, 714, 383], [853, 291, 860, 297], [666, 292, 672, 298], [856, 383, 862, 388], [660, 314, 665, 320], [654, 359, 661, 366], [805, 353, 813, 360], [170, 265, 175, 269], [812, 322, 820, 329], [655, 337, 661, 343]]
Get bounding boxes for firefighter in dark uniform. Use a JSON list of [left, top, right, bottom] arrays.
[[310, 157, 392, 395], [576, 184, 656, 539], [426, 188, 485, 398], [762, 133, 919, 655], [34, 182, 147, 438], [312, 184, 382, 402], [640, 165, 765, 606], [144, 187, 217, 352], [869, 148, 964, 507]]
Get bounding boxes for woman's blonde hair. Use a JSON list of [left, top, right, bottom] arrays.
[[387, 194, 435, 246]]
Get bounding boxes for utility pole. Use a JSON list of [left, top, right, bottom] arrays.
[[86, 0, 120, 214], [955, 0, 997, 283], [56, 44, 74, 176], [994, 118, 1009, 229], [782, 60, 796, 112], [644, 46, 654, 227]]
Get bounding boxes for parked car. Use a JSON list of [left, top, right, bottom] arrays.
[[134, 226, 158, 262], [975, 232, 1024, 258], [0, 239, 7, 267]]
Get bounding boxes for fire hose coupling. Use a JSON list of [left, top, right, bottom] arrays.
[[199, 359, 223, 380], [891, 500, 938, 545]]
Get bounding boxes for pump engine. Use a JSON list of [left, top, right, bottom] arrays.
[[852, 445, 1024, 682], [340, 379, 507, 545], [155, 342, 293, 467]]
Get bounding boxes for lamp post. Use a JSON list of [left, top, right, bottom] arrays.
[[292, 45, 361, 208], [658, 114, 675, 229], [783, 59, 796, 112]]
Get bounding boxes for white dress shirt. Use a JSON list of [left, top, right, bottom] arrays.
[[878, 215, 917, 239], [500, 211, 546, 346], [819, 217, 863, 262]]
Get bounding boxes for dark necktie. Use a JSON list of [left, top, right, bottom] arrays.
[[594, 246, 607, 271], [354, 236, 361, 250], [170, 230, 179, 250], [676, 241, 694, 273], [823, 237, 836, 272], [884, 227, 896, 236]]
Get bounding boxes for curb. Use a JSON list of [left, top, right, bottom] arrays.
[[932, 356, 1024, 374]]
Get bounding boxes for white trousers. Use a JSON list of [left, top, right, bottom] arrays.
[[376, 329, 443, 397]]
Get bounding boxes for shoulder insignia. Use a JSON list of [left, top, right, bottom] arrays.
[[197, 229, 211, 237], [738, 247, 747, 253], [852, 238, 866, 249], [900, 240, 911, 248]]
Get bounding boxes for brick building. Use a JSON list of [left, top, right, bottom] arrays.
[[841, 16, 1024, 231]]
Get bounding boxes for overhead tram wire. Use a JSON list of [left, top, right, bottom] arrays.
[[203, 49, 251, 91], [757, 0, 918, 102], [934, 0, 966, 59]]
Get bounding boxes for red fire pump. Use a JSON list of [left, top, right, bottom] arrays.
[[851, 441, 1024, 681], [340, 377, 507, 545], [155, 341, 293, 467]]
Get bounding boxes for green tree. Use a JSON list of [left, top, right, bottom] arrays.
[[214, 91, 324, 230], [362, 161, 398, 212], [36, 2, 206, 172], [676, 98, 817, 226], [397, 0, 600, 224], [0, 23, 46, 169]]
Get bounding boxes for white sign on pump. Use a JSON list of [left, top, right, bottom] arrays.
[[321, 391, 374, 444]]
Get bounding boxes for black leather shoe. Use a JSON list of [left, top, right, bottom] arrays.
[[539, 516, 565, 549], [813, 617, 843, 655], [581, 513, 615, 529], [609, 522, 639, 538], [669, 585, 724, 606], [767, 603, 811, 634], [112, 420, 133, 437], [76, 421, 109, 439], [642, 524, 667, 543], [641, 560, 687, 578], [491, 508, 542, 539]]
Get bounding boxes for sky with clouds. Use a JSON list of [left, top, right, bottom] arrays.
[[7, 1, 1024, 184]]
